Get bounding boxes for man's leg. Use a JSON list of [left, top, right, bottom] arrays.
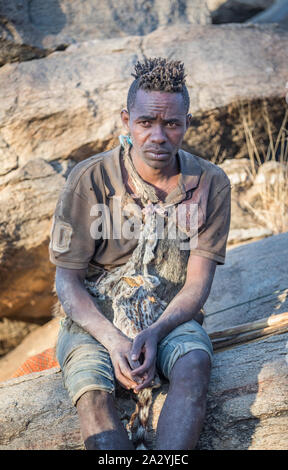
[[76, 390, 134, 450], [155, 349, 211, 450]]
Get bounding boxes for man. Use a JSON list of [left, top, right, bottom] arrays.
[[49, 57, 231, 450]]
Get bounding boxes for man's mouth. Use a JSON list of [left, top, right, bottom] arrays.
[[145, 149, 170, 157]]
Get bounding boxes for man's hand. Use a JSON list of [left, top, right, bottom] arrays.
[[129, 328, 158, 392], [108, 334, 143, 391]]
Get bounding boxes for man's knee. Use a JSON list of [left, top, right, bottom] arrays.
[[76, 389, 113, 415], [170, 349, 211, 395]]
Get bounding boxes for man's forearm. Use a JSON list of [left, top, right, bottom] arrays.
[[150, 279, 212, 342], [56, 273, 125, 350]]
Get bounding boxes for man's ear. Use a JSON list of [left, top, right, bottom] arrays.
[[186, 113, 192, 128], [121, 108, 130, 131]]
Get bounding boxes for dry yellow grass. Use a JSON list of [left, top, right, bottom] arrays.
[[239, 102, 288, 234]]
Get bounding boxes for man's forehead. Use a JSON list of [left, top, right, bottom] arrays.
[[131, 89, 187, 117]]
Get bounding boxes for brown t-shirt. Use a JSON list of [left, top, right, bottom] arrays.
[[49, 146, 231, 272]]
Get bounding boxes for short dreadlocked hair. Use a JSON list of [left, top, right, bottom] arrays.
[[127, 57, 190, 113]]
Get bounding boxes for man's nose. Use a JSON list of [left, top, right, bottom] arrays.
[[151, 125, 166, 144]]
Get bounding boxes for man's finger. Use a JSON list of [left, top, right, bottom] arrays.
[[134, 371, 155, 392], [114, 365, 134, 390], [118, 359, 142, 385], [126, 355, 141, 371], [131, 347, 156, 376], [130, 336, 144, 362]]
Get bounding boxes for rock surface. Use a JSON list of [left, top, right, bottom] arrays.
[[0, 331, 287, 450], [0, 0, 210, 66], [0, 159, 66, 321], [207, 0, 275, 23], [0, 24, 287, 169], [220, 158, 288, 244], [0, 318, 38, 357], [248, 0, 288, 27], [204, 232, 288, 333]]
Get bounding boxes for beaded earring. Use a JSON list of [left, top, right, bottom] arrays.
[[119, 134, 133, 147]]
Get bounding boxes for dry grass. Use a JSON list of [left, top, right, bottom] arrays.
[[239, 101, 288, 234]]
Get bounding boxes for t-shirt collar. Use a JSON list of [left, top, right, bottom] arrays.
[[106, 145, 202, 205]]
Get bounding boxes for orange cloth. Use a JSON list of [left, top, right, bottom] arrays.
[[11, 347, 59, 378]]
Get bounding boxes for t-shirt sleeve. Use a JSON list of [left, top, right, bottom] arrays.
[[49, 186, 96, 270], [189, 183, 231, 265]]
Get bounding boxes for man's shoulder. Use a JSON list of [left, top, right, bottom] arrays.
[[65, 146, 120, 192], [179, 149, 231, 191]]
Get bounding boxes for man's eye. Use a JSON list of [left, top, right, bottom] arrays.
[[140, 121, 151, 127], [166, 122, 177, 128]]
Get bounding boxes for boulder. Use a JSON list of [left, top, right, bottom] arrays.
[[239, 160, 288, 235], [204, 232, 288, 333], [0, 159, 67, 320], [218, 158, 287, 245], [207, 0, 275, 23], [0, 0, 210, 66], [219, 158, 253, 189], [248, 0, 288, 27], [0, 24, 287, 169], [0, 318, 38, 357], [0, 331, 287, 450]]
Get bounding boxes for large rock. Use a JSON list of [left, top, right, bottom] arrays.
[[0, 24, 287, 170], [0, 159, 68, 320], [204, 232, 288, 333], [0, 318, 38, 357], [0, 331, 287, 450], [207, 0, 275, 23], [248, 0, 288, 27], [0, 0, 210, 66], [219, 158, 287, 244]]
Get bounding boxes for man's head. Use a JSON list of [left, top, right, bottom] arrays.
[[121, 57, 191, 170]]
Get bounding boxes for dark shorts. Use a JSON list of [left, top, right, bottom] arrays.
[[56, 317, 213, 406]]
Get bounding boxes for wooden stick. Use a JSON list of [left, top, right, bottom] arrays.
[[212, 323, 288, 352], [209, 311, 288, 340]]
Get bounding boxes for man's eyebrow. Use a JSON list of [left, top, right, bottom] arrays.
[[136, 115, 157, 121], [136, 115, 182, 123]]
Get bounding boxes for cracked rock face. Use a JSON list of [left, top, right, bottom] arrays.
[[0, 159, 66, 321], [0, 0, 211, 66], [207, 0, 274, 23], [0, 24, 287, 166]]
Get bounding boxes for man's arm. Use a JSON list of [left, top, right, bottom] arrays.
[[55, 266, 141, 390], [130, 254, 217, 391]]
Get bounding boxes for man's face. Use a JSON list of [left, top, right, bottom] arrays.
[[121, 89, 190, 170]]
